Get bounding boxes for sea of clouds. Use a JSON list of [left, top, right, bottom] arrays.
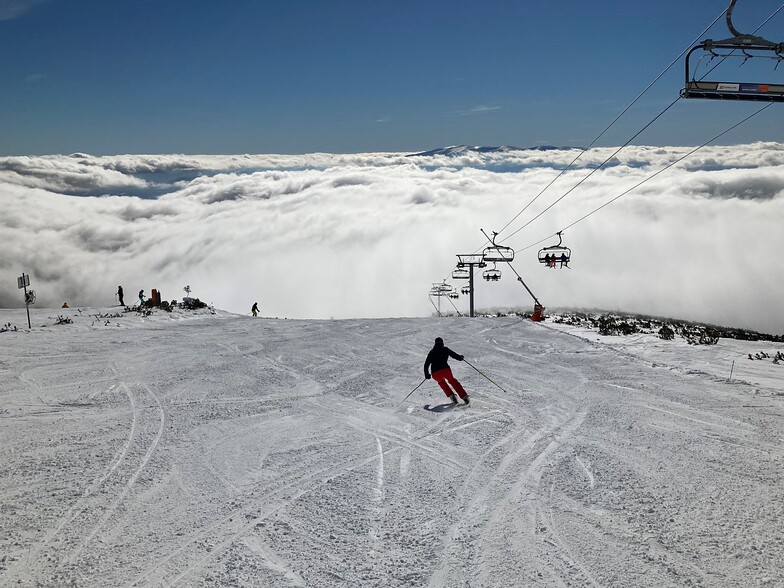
[[1, 143, 783, 333]]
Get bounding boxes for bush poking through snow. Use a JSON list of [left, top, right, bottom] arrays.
[[551, 311, 782, 343], [658, 325, 675, 340], [181, 297, 208, 310]]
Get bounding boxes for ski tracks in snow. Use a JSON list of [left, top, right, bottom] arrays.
[[69, 381, 165, 562], [6, 378, 166, 584], [427, 404, 592, 588], [6, 314, 784, 587], [425, 331, 604, 587]]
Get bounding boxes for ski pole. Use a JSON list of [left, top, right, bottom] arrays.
[[463, 359, 508, 394], [398, 378, 427, 406]]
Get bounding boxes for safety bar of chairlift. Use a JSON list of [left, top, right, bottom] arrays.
[[538, 249, 571, 263], [682, 42, 784, 102], [482, 247, 515, 263]]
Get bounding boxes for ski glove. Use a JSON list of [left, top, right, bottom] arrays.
[[456, 354, 464, 361], [425, 374, 431, 379]]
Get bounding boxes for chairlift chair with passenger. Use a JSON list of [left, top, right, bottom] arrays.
[[483, 263, 502, 282], [538, 232, 571, 268]]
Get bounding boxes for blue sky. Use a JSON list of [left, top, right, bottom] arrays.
[[1, 0, 783, 155]]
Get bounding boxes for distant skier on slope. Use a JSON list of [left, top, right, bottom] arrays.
[[117, 285, 124, 306], [424, 337, 469, 405], [138, 290, 145, 305], [251, 302, 260, 317]]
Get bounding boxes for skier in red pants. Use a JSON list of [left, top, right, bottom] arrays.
[[424, 337, 469, 405]]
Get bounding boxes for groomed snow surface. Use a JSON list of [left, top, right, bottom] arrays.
[[1, 308, 783, 588]]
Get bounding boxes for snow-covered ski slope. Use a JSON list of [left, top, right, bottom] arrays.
[[1, 308, 782, 588]]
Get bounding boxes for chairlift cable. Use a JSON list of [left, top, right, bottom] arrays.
[[493, 7, 726, 241], [446, 295, 463, 317], [428, 294, 441, 317], [693, 3, 784, 83], [443, 5, 726, 282], [434, 4, 778, 295], [732, 2, 784, 36], [502, 97, 682, 243], [558, 103, 774, 232], [758, 4, 784, 29], [505, 4, 783, 249], [513, 102, 775, 254]]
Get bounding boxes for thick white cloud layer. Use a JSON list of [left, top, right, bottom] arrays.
[[1, 143, 783, 333]]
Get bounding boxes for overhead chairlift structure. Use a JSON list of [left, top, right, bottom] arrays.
[[682, 0, 784, 102], [483, 263, 502, 282], [455, 253, 486, 317], [538, 231, 572, 268], [452, 267, 471, 280], [482, 230, 515, 263], [431, 282, 452, 295], [478, 229, 545, 320], [430, 281, 455, 316]]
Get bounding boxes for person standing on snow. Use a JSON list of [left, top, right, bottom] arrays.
[[138, 290, 145, 305], [117, 286, 124, 306], [424, 337, 470, 405], [251, 302, 260, 317]]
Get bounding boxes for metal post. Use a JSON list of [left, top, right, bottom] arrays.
[[457, 254, 485, 318], [22, 273, 31, 329], [468, 268, 475, 317]]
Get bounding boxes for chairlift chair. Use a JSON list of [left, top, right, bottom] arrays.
[[681, 0, 784, 102], [483, 263, 502, 282], [461, 285, 471, 295], [482, 230, 515, 263], [538, 232, 571, 268], [452, 267, 471, 280], [432, 282, 453, 295], [449, 292, 459, 300]]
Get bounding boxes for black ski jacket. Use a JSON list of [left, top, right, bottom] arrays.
[[424, 342, 463, 378]]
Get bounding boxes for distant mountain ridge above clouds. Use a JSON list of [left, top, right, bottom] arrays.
[[407, 145, 583, 157]]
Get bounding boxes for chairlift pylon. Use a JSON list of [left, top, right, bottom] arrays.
[[682, 0, 784, 102], [538, 232, 571, 268], [481, 229, 515, 263]]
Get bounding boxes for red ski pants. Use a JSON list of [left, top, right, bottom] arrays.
[[432, 367, 467, 399]]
